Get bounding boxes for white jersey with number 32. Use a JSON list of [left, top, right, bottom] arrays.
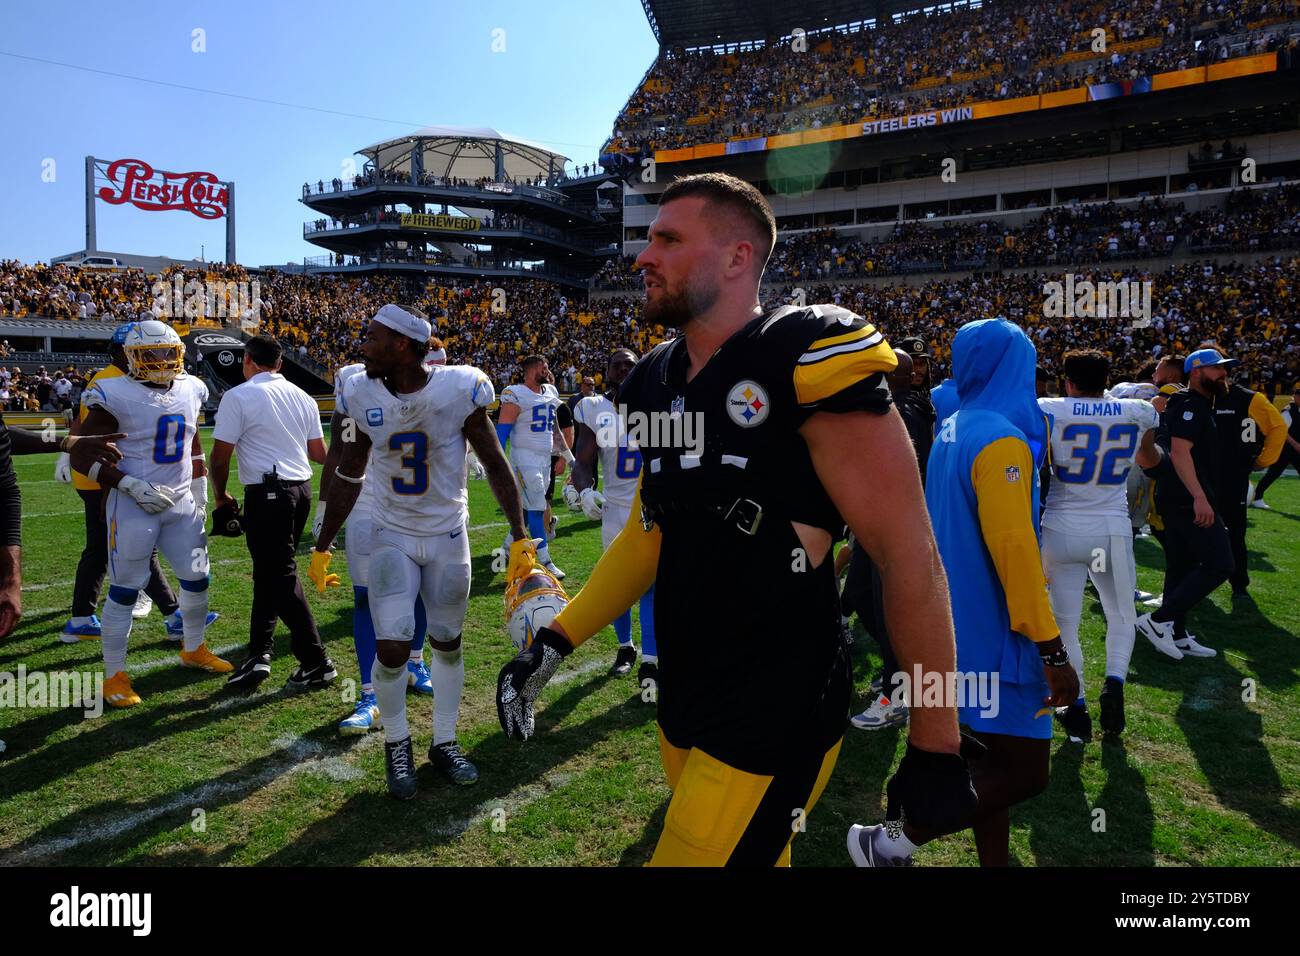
[[1039, 396, 1158, 534], [340, 365, 495, 536], [83, 373, 207, 495]]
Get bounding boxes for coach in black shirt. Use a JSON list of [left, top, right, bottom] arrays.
[[1137, 349, 1237, 660]]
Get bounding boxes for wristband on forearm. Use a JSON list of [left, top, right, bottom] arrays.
[[1039, 644, 1070, 667]]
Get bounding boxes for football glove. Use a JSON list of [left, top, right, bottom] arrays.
[[505, 537, 542, 586], [210, 499, 244, 537], [496, 625, 572, 740], [562, 483, 581, 511], [308, 549, 341, 593], [119, 475, 177, 514], [190, 479, 207, 519], [54, 452, 73, 484], [884, 734, 985, 833], [579, 488, 605, 521]]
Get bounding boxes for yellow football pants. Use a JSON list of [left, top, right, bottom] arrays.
[[648, 726, 842, 867]]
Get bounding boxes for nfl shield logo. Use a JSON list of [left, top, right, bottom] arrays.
[[1005, 465, 1021, 482], [366, 408, 384, 426], [670, 395, 685, 417]]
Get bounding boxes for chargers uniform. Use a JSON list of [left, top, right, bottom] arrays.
[[84, 373, 209, 592], [1038, 395, 1158, 690], [573, 392, 656, 660], [339, 363, 494, 749], [500, 382, 561, 512]]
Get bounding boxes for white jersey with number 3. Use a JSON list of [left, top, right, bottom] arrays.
[[83, 373, 207, 495], [573, 394, 641, 510], [1039, 396, 1158, 534], [340, 365, 495, 536], [501, 382, 560, 457]]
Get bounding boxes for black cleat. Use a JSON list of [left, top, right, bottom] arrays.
[[609, 644, 637, 676], [384, 736, 417, 799], [286, 657, 338, 692], [428, 740, 479, 785], [226, 652, 271, 690], [1099, 677, 1125, 737], [637, 660, 658, 702], [1055, 702, 1093, 744]]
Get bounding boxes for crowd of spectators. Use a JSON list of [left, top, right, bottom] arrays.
[[591, 185, 1300, 288], [604, 0, 1300, 154], [0, 364, 89, 413], [760, 253, 1300, 396]]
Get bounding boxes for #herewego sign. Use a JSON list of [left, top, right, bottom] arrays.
[[96, 158, 230, 219]]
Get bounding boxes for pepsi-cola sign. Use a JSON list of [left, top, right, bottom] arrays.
[[97, 158, 229, 220]]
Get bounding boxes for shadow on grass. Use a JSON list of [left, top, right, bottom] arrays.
[[251, 670, 657, 865]]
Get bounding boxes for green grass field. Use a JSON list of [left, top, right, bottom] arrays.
[[1, 428, 1297, 866]]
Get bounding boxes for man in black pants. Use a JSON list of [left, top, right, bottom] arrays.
[[1211, 364, 1287, 597], [1252, 385, 1300, 509], [209, 335, 335, 691], [1137, 349, 1238, 661]]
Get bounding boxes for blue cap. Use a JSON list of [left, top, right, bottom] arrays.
[[1184, 348, 1239, 374], [110, 322, 135, 345]]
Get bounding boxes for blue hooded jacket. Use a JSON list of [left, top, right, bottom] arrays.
[[925, 319, 1055, 687], [930, 378, 958, 435]]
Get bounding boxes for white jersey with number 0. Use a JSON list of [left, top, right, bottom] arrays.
[[340, 365, 495, 536], [83, 373, 207, 495], [1038, 396, 1158, 534], [501, 382, 560, 457], [573, 394, 641, 510]]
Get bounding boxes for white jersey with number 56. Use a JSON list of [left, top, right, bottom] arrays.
[[83, 373, 207, 495], [501, 382, 560, 457], [339, 365, 495, 536], [1038, 396, 1158, 534]]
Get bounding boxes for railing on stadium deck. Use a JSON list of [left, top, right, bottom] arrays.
[[302, 217, 608, 251], [301, 174, 587, 210], [299, 254, 588, 284]]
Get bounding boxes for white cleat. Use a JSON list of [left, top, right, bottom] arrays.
[[1249, 499, 1271, 510], [131, 592, 153, 619], [1142, 593, 1164, 608], [1137, 613, 1183, 660], [1176, 633, 1217, 658], [847, 824, 912, 867], [542, 560, 565, 581]]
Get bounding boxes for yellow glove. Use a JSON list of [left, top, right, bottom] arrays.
[[506, 537, 541, 587], [308, 549, 341, 593]]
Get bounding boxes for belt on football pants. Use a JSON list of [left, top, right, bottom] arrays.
[[640, 496, 765, 536]]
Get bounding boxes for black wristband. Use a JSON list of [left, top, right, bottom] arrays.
[[1039, 645, 1070, 667]]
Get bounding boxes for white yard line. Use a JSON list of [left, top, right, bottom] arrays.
[[427, 770, 573, 839]]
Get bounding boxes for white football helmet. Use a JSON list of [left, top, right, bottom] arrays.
[[504, 567, 569, 653], [124, 319, 185, 385]]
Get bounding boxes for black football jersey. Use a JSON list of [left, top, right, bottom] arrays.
[[618, 305, 895, 773]]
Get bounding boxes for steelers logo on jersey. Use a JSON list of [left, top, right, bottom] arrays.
[[726, 380, 770, 428]]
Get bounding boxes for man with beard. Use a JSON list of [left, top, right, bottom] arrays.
[[571, 347, 656, 688], [1136, 349, 1238, 660], [496, 172, 974, 866]]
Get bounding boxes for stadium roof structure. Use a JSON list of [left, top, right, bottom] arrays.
[[640, 0, 956, 49], [360, 126, 570, 182]]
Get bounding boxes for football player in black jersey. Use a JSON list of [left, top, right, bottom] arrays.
[[497, 172, 975, 866]]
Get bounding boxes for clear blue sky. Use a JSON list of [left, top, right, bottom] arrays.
[[0, 0, 657, 267]]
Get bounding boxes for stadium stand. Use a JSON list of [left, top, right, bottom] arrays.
[[604, 0, 1300, 155]]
